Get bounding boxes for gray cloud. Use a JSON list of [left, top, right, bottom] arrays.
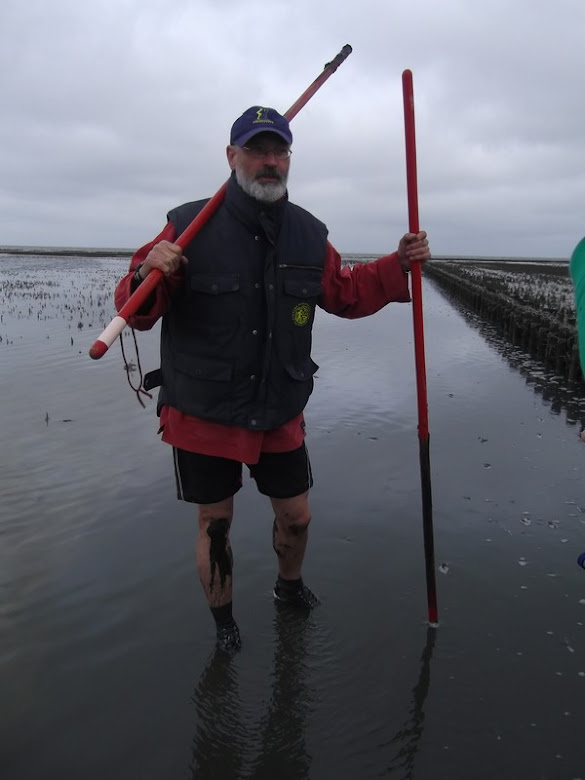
[[1, 0, 583, 257]]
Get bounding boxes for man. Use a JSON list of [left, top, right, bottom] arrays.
[[114, 105, 431, 654]]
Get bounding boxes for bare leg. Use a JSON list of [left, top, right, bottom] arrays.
[[270, 491, 311, 580], [196, 497, 234, 608]]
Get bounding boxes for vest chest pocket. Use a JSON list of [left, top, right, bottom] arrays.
[[190, 274, 240, 294], [283, 277, 322, 299], [281, 273, 321, 332], [187, 274, 241, 340]]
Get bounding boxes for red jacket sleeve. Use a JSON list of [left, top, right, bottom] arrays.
[[113, 222, 184, 330], [319, 242, 411, 318]]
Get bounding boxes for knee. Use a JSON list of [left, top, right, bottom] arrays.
[[200, 516, 233, 590], [278, 509, 311, 536], [198, 503, 232, 534], [201, 516, 231, 543], [197, 498, 233, 533]]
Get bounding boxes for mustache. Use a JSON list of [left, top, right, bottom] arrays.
[[255, 166, 283, 182]]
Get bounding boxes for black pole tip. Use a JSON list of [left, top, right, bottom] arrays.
[[325, 44, 353, 69]]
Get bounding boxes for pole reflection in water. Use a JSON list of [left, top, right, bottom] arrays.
[[189, 606, 312, 780], [384, 626, 437, 778]]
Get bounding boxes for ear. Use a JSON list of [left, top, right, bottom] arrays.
[[226, 145, 237, 170]]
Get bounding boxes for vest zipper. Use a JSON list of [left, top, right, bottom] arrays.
[[277, 264, 323, 272]]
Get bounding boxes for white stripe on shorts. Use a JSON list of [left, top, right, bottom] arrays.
[[173, 447, 185, 501], [304, 441, 313, 490]]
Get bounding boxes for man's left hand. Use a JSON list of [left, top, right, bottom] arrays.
[[397, 231, 431, 272]]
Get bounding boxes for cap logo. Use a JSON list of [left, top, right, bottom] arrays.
[[253, 107, 274, 126]]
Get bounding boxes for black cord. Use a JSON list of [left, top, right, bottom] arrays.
[[119, 327, 153, 408]]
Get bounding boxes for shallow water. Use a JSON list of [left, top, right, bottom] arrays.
[[1, 255, 584, 779]]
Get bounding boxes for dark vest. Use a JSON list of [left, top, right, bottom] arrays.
[[153, 174, 328, 431]]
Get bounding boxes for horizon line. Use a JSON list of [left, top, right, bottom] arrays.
[[0, 244, 568, 262]]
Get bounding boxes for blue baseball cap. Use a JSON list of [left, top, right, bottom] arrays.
[[230, 106, 293, 147]]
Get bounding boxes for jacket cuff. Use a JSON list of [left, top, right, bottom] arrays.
[[116, 272, 157, 325], [378, 252, 411, 303]]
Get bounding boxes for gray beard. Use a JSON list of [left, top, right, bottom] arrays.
[[235, 167, 288, 203]]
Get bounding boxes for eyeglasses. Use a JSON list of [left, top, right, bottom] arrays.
[[241, 145, 292, 160]]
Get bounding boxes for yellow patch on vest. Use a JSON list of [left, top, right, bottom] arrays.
[[292, 302, 311, 327]]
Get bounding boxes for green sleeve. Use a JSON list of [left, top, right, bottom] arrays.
[[570, 237, 585, 375]]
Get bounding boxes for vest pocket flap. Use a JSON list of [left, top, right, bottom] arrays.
[[143, 368, 163, 391], [175, 355, 233, 382], [283, 277, 322, 297], [284, 358, 319, 381], [190, 274, 240, 294]]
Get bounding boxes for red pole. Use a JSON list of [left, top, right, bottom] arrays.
[[89, 44, 353, 360], [402, 69, 438, 626]]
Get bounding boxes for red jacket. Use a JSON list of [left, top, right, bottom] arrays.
[[115, 222, 410, 463]]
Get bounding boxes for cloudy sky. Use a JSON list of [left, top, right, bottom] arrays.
[[1, 0, 583, 258]]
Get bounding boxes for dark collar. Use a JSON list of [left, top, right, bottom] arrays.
[[225, 172, 288, 242]]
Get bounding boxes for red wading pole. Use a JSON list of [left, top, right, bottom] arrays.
[[402, 69, 438, 626], [89, 44, 353, 360]]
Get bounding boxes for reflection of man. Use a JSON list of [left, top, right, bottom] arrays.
[[190, 656, 245, 779], [251, 609, 311, 779], [115, 105, 431, 654], [190, 610, 311, 779]]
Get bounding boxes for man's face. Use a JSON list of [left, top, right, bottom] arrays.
[[226, 132, 291, 203]]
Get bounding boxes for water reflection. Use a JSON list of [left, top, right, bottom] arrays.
[[189, 652, 247, 779], [436, 285, 585, 426], [384, 626, 437, 778], [249, 607, 312, 780], [189, 606, 312, 780]]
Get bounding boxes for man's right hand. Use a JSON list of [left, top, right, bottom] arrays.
[[140, 241, 187, 279]]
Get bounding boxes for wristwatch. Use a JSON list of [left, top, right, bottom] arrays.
[[133, 262, 145, 284]]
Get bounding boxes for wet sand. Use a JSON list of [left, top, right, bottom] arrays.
[[1, 254, 584, 779]]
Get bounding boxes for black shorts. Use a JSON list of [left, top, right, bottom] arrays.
[[172, 442, 313, 504]]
